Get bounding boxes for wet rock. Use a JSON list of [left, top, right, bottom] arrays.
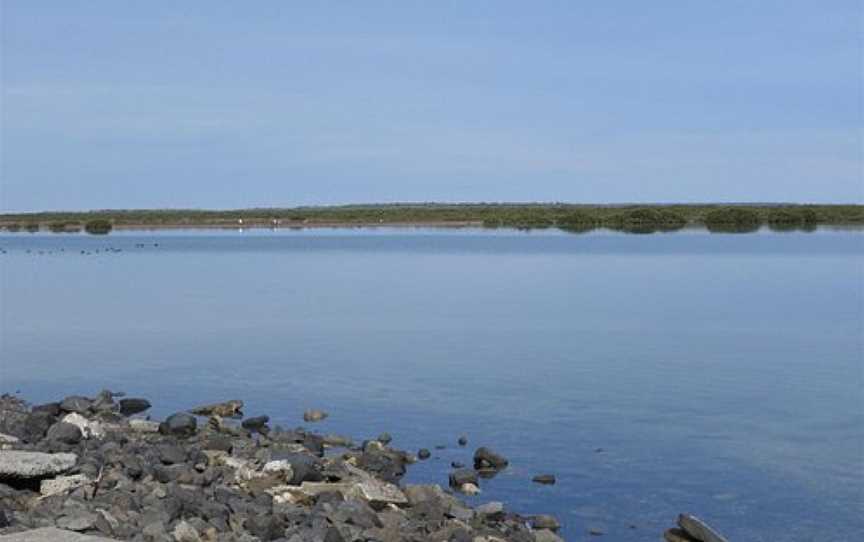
[[118, 398, 151, 417], [0, 451, 77, 481], [677, 514, 729, 542], [532, 474, 556, 485], [417, 448, 431, 460], [473, 447, 508, 470], [322, 434, 353, 448], [458, 435, 468, 446], [190, 400, 243, 418], [376, 432, 392, 444], [448, 469, 478, 489], [159, 413, 197, 438], [59, 396, 93, 415], [588, 527, 605, 536], [531, 515, 561, 532], [302, 410, 328, 423], [450, 461, 464, 469]]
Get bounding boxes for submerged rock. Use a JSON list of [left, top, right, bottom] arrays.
[[417, 448, 431, 460], [532, 474, 556, 485], [303, 409, 328, 423]]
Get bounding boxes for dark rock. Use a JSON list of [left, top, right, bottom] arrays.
[[241, 415, 270, 432], [118, 398, 151, 416], [532, 474, 556, 485], [458, 435, 468, 446], [156, 444, 187, 465], [448, 468, 478, 489], [355, 450, 407, 484], [200, 435, 233, 453], [677, 514, 729, 542], [59, 395, 93, 414], [0, 506, 9, 528], [159, 412, 197, 437], [45, 422, 83, 445], [270, 452, 323, 485], [377, 432, 392, 444], [451, 461, 465, 469], [32, 402, 61, 417], [417, 448, 431, 460], [324, 526, 345, 542], [23, 411, 55, 443], [473, 447, 508, 470]]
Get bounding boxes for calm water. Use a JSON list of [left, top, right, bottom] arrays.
[[0, 228, 861, 541]]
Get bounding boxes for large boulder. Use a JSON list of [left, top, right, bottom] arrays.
[[45, 422, 83, 445], [0, 451, 77, 481], [59, 396, 93, 415], [158, 413, 197, 438]]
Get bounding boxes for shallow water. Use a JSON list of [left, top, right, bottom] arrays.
[[0, 228, 862, 541]]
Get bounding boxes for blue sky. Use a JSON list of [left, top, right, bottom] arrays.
[[1, 1, 861, 211]]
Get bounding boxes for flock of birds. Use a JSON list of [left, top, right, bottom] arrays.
[[0, 242, 161, 256]]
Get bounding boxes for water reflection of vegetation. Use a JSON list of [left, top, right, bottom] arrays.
[[1, 204, 862, 234]]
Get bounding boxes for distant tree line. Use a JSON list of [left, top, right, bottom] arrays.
[[0, 204, 860, 234]]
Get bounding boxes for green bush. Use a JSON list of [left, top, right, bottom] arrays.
[[703, 207, 762, 233], [84, 219, 113, 235], [606, 208, 687, 233]]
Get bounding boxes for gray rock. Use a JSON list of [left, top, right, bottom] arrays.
[[158, 413, 197, 438], [118, 398, 151, 417], [57, 511, 97, 532], [156, 444, 187, 465], [376, 432, 392, 444], [665, 529, 699, 542], [0, 528, 118, 542], [677, 514, 729, 542], [172, 520, 200, 542], [473, 447, 508, 470], [476, 501, 504, 519], [190, 400, 243, 418], [533, 530, 565, 542], [46, 423, 83, 445], [0, 451, 77, 480], [457, 435, 468, 446], [417, 448, 431, 460], [59, 396, 93, 415]]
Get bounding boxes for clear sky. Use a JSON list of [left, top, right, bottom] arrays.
[[1, 1, 861, 212]]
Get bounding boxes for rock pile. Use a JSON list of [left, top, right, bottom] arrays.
[[0, 393, 562, 542]]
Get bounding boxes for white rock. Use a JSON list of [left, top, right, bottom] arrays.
[[0, 433, 20, 450], [62, 413, 105, 439], [40, 474, 91, 496], [262, 460, 294, 480], [460, 482, 481, 495], [172, 520, 201, 542], [0, 451, 77, 480], [128, 419, 160, 433]]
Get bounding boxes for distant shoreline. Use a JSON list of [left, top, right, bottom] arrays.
[[1, 203, 862, 234]]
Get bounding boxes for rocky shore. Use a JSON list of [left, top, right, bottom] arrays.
[[0, 392, 728, 542]]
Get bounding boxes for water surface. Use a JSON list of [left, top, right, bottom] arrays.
[[0, 228, 861, 541]]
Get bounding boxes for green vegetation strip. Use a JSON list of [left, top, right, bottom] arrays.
[[1, 204, 861, 234]]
